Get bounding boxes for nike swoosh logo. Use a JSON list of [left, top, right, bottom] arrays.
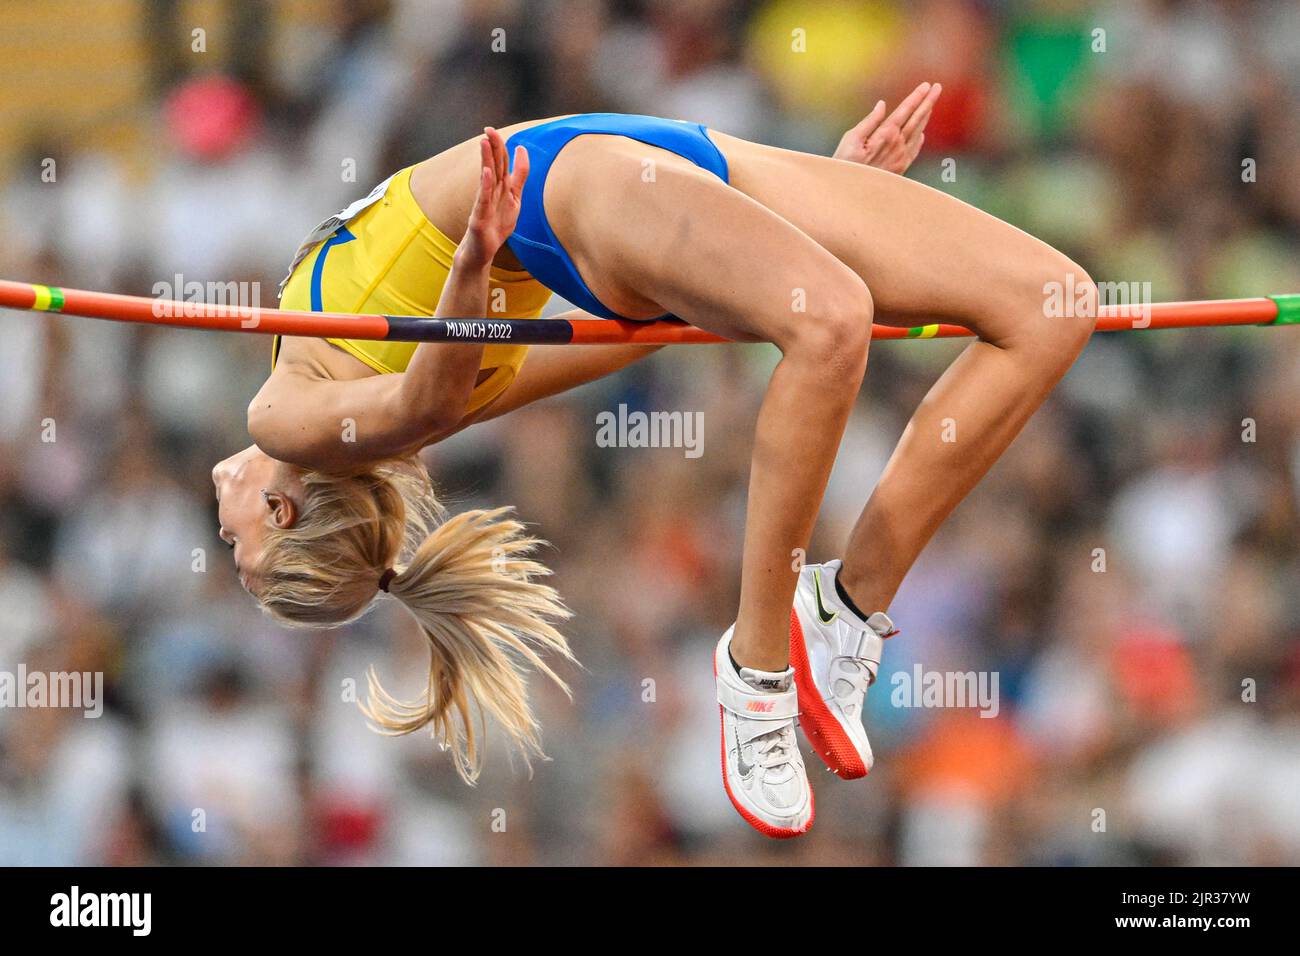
[[734, 727, 753, 777], [813, 570, 838, 625]]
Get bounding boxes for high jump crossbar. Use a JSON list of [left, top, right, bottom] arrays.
[[1, 279, 1298, 345]]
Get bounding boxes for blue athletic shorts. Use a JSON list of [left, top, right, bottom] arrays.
[[505, 113, 730, 320]]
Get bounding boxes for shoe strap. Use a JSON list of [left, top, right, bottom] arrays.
[[846, 612, 897, 681], [866, 611, 899, 639], [717, 673, 799, 722]]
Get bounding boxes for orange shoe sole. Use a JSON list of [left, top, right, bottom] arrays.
[[789, 609, 869, 780]]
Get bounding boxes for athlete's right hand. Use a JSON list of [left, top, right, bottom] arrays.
[[458, 127, 529, 271]]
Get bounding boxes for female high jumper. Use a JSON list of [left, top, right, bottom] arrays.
[[212, 85, 1097, 838]]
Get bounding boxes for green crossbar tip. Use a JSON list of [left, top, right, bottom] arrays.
[[1267, 294, 1300, 325]]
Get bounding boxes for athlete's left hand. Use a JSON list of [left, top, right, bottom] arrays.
[[459, 127, 529, 271], [834, 82, 942, 175]]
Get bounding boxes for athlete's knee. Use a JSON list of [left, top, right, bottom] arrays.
[[991, 249, 1096, 362], [1037, 255, 1097, 358], [787, 269, 873, 378]]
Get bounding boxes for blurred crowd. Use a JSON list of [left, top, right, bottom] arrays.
[[2, 0, 1299, 866]]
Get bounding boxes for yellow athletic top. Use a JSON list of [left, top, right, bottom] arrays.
[[276, 166, 552, 415]]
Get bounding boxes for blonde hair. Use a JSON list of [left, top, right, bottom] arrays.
[[255, 459, 573, 782]]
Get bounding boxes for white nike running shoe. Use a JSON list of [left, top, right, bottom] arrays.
[[715, 626, 814, 838], [790, 559, 898, 779]]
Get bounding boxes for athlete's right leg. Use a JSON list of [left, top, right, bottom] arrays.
[[547, 135, 872, 673], [543, 136, 873, 835]]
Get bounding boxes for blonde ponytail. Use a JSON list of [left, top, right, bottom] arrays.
[[255, 459, 573, 782], [365, 505, 574, 779]]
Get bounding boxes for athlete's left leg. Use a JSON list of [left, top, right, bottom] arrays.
[[713, 132, 1098, 615], [712, 132, 1096, 778]]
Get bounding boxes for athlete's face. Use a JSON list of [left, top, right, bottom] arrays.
[[211, 445, 301, 593]]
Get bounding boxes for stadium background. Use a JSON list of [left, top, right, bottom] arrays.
[[1, 0, 1298, 865]]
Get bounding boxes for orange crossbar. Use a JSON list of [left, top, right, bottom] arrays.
[[0, 279, 1295, 345]]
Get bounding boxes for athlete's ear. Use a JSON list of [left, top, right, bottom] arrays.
[[262, 489, 298, 529]]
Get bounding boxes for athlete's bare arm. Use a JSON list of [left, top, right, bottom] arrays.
[[249, 130, 528, 470]]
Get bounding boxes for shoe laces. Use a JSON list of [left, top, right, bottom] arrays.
[[751, 722, 797, 771]]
